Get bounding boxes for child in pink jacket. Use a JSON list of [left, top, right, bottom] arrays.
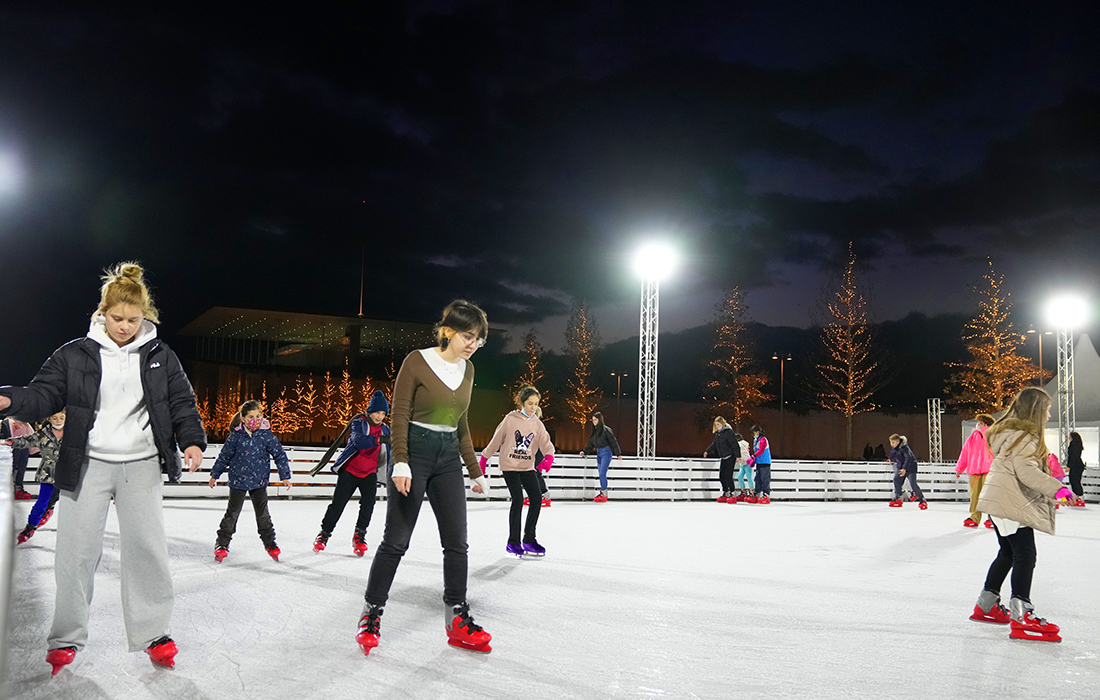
[[956, 414, 995, 528]]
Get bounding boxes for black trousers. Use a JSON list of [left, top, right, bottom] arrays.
[[217, 487, 277, 549], [718, 457, 736, 493], [502, 471, 542, 544], [365, 425, 468, 607], [536, 469, 548, 495], [893, 470, 925, 501], [12, 447, 28, 490], [321, 469, 378, 534], [1069, 466, 1084, 497], [984, 524, 1037, 602]]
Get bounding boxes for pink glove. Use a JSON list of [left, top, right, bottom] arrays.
[[478, 456, 488, 475], [747, 456, 755, 466], [1055, 487, 1074, 501], [537, 455, 554, 474]]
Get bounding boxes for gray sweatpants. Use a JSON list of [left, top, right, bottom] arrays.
[[49, 456, 174, 652]]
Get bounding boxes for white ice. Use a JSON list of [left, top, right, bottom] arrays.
[[5, 497, 1100, 700]]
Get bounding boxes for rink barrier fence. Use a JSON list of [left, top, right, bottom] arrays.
[[16, 448, 1098, 503], [1, 445, 14, 694]]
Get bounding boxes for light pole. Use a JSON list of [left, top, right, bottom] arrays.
[[771, 353, 791, 456], [1027, 326, 1053, 385], [1047, 296, 1089, 462], [611, 372, 628, 430], [634, 243, 675, 459]]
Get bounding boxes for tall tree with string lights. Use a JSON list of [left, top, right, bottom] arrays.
[[945, 259, 1046, 417], [564, 300, 602, 438], [512, 329, 552, 421], [812, 243, 890, 459], [702, 287, 771, 429]]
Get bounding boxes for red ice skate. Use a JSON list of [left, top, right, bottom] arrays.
[[541, 496, 552, 507], [356, 604, 383, 655], [963, 518, 979, 528], [214, 546, 228, 563], [717, 495, 729, 503], [523, 497, 530, 505], [1072, 497, 1086, 508], [728, 494, 741, 503], [46, 646, 76, 675], [758, 495, 771, 505], [984, 519, 994, 529], [15, 488, 34, 500], [970, 601, 1011, 624], [446, 603, 492, 653], [594, 493, 608, 503], [888, 499, 903, 508], [908, 493, 919, 502], [352, 531, 368, 557], [147, 637, 178, 668], [1010, 611, 1061, 643], [16, 525, 35, 544], [38, 507, 54, 527], [918, 501, 928, 510], [313, 531, 329, 552], [266, 546, 281, 561]]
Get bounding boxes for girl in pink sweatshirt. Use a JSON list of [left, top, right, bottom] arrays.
[[480, 385, 555, 557], [956, 414, 995, 529]]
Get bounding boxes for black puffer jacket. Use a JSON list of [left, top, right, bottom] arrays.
[[0, 337, 206, 491], [585, 425, 622, 456], [705, 427, 741, 460]]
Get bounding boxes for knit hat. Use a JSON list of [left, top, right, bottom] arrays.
[[367, 390, 389, 415]]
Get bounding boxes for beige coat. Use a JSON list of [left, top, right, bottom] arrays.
[[976, 421, 1063, 535]]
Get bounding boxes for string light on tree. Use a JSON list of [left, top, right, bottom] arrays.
[[704, 286, 770, 430], [564, 299, 602, 438]]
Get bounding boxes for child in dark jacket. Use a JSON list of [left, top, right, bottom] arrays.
[[314, 390, 393, 556], [704, 416, 741, 503], [209, 400, 292, 562], [13, 411, 66, 543], [888, 433, 927, 509]]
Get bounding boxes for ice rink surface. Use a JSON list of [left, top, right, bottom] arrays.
[[4, 495, 1099, 700]]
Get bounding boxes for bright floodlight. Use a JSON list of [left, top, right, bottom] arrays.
[[634, 243, 675, 280], [1046, 295, 1089, 328], [0, 150, 22, 195]]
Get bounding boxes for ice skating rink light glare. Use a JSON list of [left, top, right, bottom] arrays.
[[633, 243, 675, 280], [0, 150, 22, 196], [1046, 295, 1089, 328]]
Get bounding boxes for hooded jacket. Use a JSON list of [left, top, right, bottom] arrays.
[[976, 420, 1064, 535], [705, 426, 741, 461], [585, 424, 622, 456], [889, 437, 917, 474], [12, 424, 62, 485], [210, 418, 291, 491], [331, 415, 393, 477], [482, 409, 555, 472], [0, 316, 207, 491], [956, 425, 993, 476]]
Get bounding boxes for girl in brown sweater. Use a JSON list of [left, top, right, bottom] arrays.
[[356, 300, 493, 655], [480, 385, 555, 557]]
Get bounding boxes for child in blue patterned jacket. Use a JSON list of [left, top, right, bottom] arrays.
[[209, 400, 292, 562]]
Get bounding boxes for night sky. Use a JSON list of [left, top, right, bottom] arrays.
[[2, 2, 1099, 385]]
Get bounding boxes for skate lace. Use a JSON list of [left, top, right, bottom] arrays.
[[454, 604, 483, 633], [359, 609, 382, 635], [353, 532, 366, 544], [149, 636, 172, 649]]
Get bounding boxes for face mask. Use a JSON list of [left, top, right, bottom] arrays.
[[52, 422, 65, 430], [245, 417, 263, 432], [521, 408, 531, 418]]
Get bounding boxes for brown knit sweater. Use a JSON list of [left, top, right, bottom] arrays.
[[390, 349, 479, 479]]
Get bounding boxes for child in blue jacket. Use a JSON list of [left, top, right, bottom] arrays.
[[209, 400, 292, 562], [314, 390, 393, 556]]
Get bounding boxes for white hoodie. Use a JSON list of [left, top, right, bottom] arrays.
[[86, 314, 160, 462]]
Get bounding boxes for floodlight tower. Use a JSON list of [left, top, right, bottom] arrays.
[[1047, 296, 1088, 462], [634, 244, 674, 459]]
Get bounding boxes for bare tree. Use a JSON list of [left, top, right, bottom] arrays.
[[703, 287, 771, 430], [564, 300, 602, 438]]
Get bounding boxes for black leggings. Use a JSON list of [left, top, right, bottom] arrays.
[[718, 457, 736, 493], [1069, 466, 1084, 497], [321, 469, 377, 533], [12, 447, 28, 490], [984, 525, 1037, 602], [217, 487, 277, 549], [502, 471, 542, 544]]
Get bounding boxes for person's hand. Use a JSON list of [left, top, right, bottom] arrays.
[[537, 455, 554, 473], [282, 479, 292, 489], [0, 396, 10, 412], [208, 477, 216, 489], [703, 452, 708, 458], [899, 469, 906, 477], [617, 455, 623, 460], [472, 475, 489, 495], [579, 451, 585, 457], [393, 476, 411, 496], [1055, 487, 1074, 502], [184, 445, 204, 471]]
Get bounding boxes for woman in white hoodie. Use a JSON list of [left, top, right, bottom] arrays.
[[0, 262, 206, 674]]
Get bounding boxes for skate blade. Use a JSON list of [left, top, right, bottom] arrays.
[[1009, 629, 1062, 642], [969, 615, 1009, 625], [448, 639, 492, 653]]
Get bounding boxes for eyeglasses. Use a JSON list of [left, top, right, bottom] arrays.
[[458, 332, 486, 348]]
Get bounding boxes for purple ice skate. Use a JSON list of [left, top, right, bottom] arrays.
[[521, 540, 546, 557], [506, 543, 525, 557]]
